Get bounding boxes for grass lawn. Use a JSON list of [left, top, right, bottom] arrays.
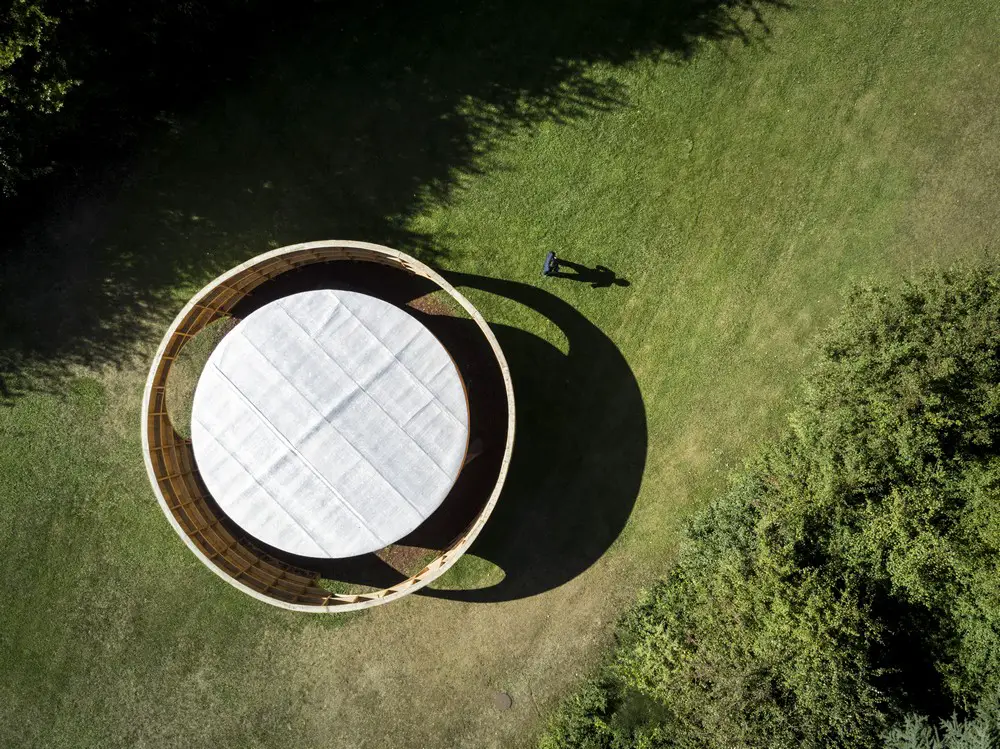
[[2, 0, 999, 746]]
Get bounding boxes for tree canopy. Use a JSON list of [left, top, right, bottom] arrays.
[[0, 1, 75, 193], [0, 0, 257, 197], [543, 265, 1000, 749]]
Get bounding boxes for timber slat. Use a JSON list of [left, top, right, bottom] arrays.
[[142, 241, 514, 611]]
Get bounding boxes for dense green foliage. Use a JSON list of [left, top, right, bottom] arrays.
[[885, 689, 1000, 749], [0, 2, 70, 115], [542, 266, 1000, 748], [0, 0, 257, 196], [0, 1, 73, 193]]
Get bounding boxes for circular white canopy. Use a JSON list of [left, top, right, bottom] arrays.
[[190, 289, 470, 558]]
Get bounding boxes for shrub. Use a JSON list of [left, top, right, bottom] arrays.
[[539, 677, 672, 749], [541, 266, 1000, 749], [884, 688, 1000, 749]]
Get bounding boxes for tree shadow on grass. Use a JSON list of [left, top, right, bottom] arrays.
[[0, 0, 782, 404]]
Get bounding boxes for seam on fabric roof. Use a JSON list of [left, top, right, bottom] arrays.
[[193, 414, 345, 556], [235, 323, 430, 521], [289, 291, 342, 338], [208, 358, 392, 548], [332, 292, 468, 426], [276, 303, 460, 483], [359, 329, 425, 397], [425, 357, 461, 409]]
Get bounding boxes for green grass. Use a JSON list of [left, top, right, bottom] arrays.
[[2, 1, 999, 747], [430, 554, 507, 591]]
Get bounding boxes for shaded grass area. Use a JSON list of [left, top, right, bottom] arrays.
[[0, 0, 777, 400], [1, 0, 999, 747]]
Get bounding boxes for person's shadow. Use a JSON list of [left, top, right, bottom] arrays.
[[548, 259, 630, 288]]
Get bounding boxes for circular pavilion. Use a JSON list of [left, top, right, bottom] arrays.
[[141, 241, 515, 612]]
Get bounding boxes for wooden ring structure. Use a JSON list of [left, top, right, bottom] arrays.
[[141, 241, 515, 612]]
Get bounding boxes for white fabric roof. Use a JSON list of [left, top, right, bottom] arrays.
[[190, 289, 469, 558]]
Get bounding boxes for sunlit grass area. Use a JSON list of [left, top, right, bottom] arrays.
[[1, 1, 998, 746]]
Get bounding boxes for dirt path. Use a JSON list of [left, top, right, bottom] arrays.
[[274, 561, 630, 748]]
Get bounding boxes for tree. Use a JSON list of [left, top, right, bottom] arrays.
[[0, 0, 75, 194], [542, 265, 1000, 748], [884, 688, 1000, 749]]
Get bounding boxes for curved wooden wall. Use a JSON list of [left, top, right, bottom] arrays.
[[141, 241, 515, 612]]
